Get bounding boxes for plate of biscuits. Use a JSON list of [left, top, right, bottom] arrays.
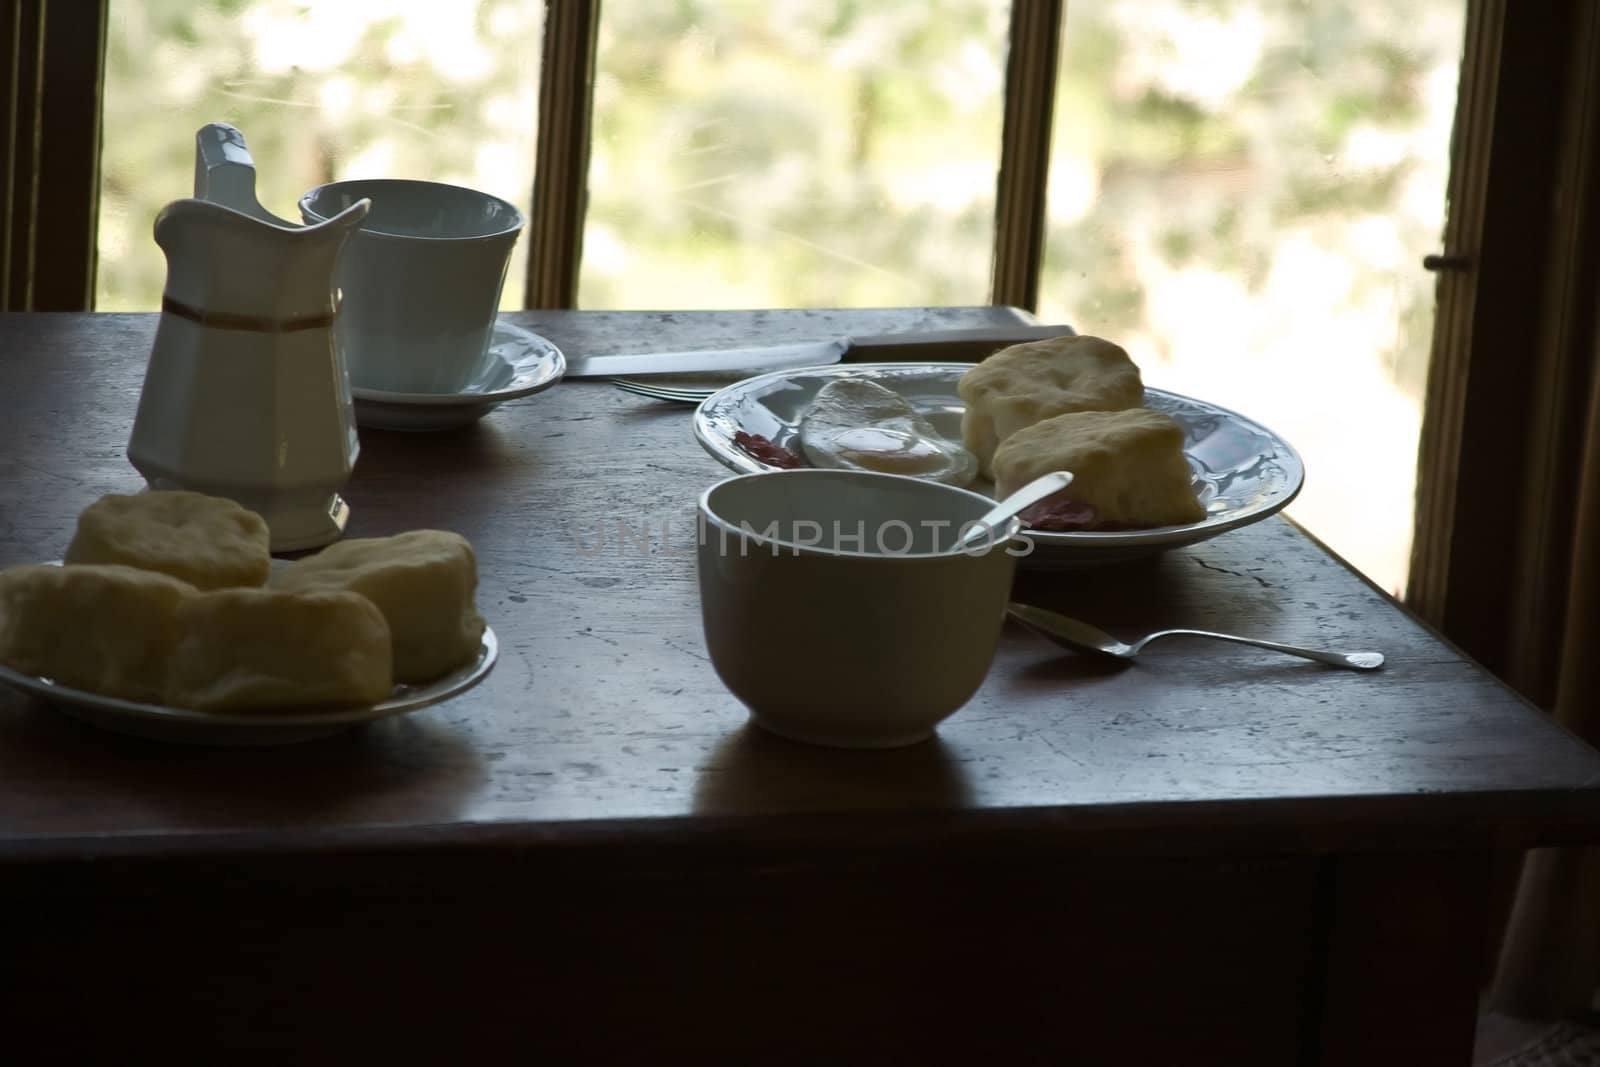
[[691, 335, 1304, 567], [0, 491, 497, 744]]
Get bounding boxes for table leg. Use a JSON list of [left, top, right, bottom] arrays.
[[1309, 851, 1492, 1067]]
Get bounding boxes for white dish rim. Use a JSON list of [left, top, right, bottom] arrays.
[[0, 626, 498, 730]]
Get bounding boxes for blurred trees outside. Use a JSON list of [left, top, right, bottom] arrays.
[[1038, 1, 1464, 591], [98, 0, 1465, 593], [98, 0, 543, 309], [581, 0, 1008, 309]]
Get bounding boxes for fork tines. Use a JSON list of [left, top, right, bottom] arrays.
[[609, 378, 716, 404]]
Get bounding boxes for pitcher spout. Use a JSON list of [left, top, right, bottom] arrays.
[[152, 197, 369, 326]]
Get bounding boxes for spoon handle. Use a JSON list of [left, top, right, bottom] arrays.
[[1130, 629, 1384, 671]]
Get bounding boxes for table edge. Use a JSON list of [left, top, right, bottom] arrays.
[[6, 788, 1600, 868]]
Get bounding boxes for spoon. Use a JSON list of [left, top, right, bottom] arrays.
[[1007, 602, 1385, 671], [951, 470, 1073, 551]]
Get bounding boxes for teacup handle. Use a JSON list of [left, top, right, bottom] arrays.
[[193, 122, 281, 224]]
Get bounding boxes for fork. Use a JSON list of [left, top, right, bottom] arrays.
[[610, 378, 717, 404]]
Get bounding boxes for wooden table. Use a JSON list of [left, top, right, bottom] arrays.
[[2, 309, 1598, 1065]]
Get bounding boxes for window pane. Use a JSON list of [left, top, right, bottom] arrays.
[[1039, 1, 1466, 595], [98, 0, 542, 311], [581, 0, 1010, 310]]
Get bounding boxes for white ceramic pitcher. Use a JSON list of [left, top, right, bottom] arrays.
[[127, 124, 370, 552]]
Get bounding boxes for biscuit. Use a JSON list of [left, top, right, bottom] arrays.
[[957, 335, 1144, 477], [0, 563, 196, 704], [64, 490, 271, 590], [167, 587, 393, 711], [272, 530, 485, 683], [992, 408, 1206, 527]]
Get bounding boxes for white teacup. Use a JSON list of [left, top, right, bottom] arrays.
[[697, 469, 1021, 749], [298, 179, 524, 395]]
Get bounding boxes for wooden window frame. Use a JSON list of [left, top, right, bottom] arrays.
[[2, 0, 107, 312], [524, 0, 599, 310], [991, 0, 1063, 311]]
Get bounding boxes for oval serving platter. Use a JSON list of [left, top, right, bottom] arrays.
[[691, 362, 1304, 568]]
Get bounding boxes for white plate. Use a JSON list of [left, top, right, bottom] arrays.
[[0, 627, 498, 746], [352, 321, 565, 431], [691, 362, 1304, 567]]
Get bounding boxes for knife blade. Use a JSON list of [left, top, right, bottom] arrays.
[[563, 339, 848, 379], [562, 323, 1076, 378]]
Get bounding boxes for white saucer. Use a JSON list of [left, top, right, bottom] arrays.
[[351, 321, 565, 431]]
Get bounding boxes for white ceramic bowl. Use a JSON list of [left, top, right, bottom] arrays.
[[697, 469, 1020, 749]]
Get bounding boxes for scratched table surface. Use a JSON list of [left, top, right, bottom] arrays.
[[0, 308, 1596, 861]]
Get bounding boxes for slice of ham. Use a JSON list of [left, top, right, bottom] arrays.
[[733, 431, 807, 469], [1018, 493, 1101, 531]]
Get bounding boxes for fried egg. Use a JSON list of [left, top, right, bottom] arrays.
[[797, 379, 978, 487]]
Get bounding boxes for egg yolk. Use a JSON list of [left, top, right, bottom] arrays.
[[824, 427, 957, 476]]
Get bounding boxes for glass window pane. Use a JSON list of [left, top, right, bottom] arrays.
[[98, 0, 542, 311], [1039, 1, 1466, 595], [582, 0, 1010, 310]]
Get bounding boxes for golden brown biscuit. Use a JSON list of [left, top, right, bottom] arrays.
[[992, 408, 1206, 527], [0, 563, 195, 703], [166, 587, 393, 711], [957, 335, 1144, 477], [271, 530, 485, 684], [64, 490, 271, 590]]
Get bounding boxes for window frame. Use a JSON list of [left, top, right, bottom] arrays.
[[524, 0, 599, 309], [2, 0, 107, 312]]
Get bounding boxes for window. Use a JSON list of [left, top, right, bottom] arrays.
[[1038, 3, 1466, 594], [580, 0, 1010, 309], [97, 0, 543, 310], [44, 0, 1470, 595]]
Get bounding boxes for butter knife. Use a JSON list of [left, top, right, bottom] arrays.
[[562, 323, 1075, 378]]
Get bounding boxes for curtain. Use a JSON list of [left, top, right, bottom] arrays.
[[1489, 322, 1600, 1017], [1410, 0, 1600, 1020], [1489, 0, 1600, 1017]]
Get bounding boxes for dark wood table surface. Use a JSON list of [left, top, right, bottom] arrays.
[[2, 308, 1598, 1065]]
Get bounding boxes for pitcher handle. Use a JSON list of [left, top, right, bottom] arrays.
[[193, 122, 282, 224]]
